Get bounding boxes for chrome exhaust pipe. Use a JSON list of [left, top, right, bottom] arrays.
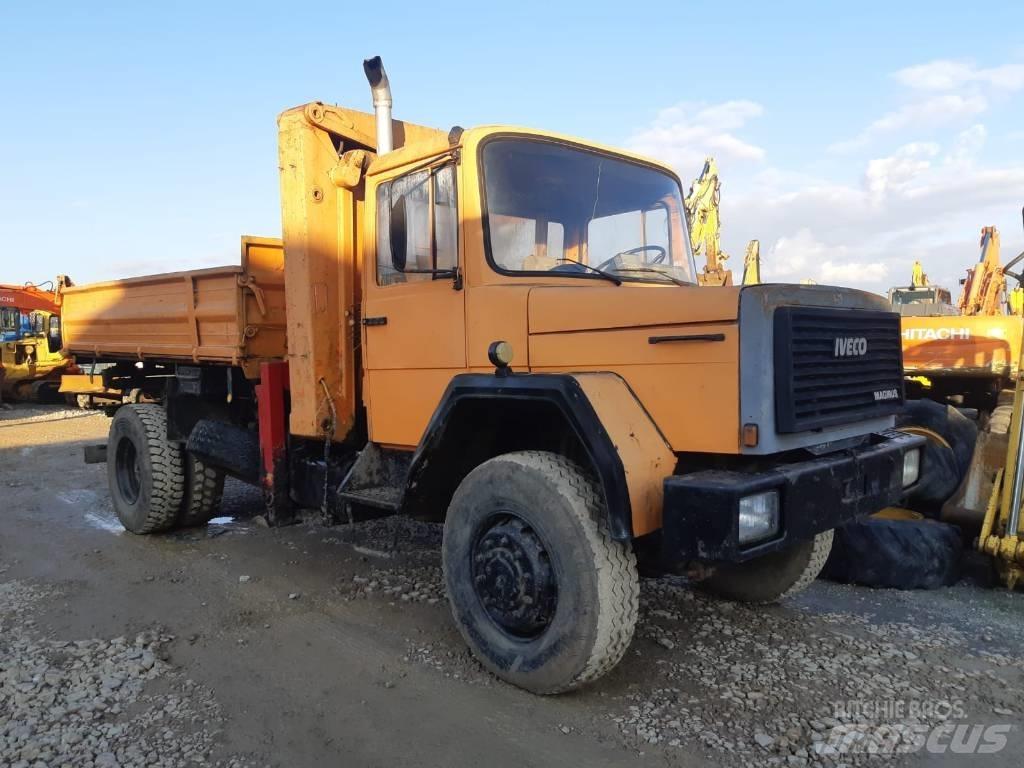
[[363, 56, 393, 154]]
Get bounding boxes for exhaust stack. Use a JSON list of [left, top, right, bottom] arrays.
[[363, 56, 393, 154]]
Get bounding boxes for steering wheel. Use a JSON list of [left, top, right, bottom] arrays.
[[596, 245, 667, 272]]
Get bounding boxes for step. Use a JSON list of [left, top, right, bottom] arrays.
[[337, 485, 402, 511]]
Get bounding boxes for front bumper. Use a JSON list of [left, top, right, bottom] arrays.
[[660, 430, 925, 564]]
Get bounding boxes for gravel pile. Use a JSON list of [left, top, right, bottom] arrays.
[[612, 576, 1023, 765], [0, 580, 249, 768], [343, 566, 446, 605]]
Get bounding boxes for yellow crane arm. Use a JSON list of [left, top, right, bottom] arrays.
[[741, 240, 760, 285], [911, 260, 928, 287], [685, 157, 732, 286], [957, 227, 1007, 316]]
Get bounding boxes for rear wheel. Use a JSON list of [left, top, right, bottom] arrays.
[[442, 451, 639, 694], [696, 531, 834, 604], [177, 453, 225, 527], [107, 404, 184, 534]]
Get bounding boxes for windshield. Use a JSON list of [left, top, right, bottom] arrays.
[[890, 287, 950, 305], [482, 138, 696, 285]]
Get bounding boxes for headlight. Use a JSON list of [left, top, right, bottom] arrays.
[[902, 448, 921, 488], [738, 490, 780, 545]]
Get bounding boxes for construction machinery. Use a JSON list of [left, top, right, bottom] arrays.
[[683, 157, 761, 286], [978, 365, 1024, 589], [860, 215, 1024, 592], [894, 224, 1024, 410], [741, 240, 761, 285], [0, 278, 75, 402], [60, 57, 922, 694]]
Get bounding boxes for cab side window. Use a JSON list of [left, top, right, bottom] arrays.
[[0, 307, 17, 332], [376, 164, 458, 286]]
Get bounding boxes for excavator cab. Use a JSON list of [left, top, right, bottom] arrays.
[[887, 285, 956, 316]]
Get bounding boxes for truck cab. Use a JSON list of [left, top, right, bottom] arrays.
[[64, 58, 923, 695]]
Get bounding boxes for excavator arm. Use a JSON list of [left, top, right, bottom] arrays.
[[685, 158, 732, 286], [684, 157, 763, 287], [741, 240, 760, 285], [958, 227, 1008, 316]]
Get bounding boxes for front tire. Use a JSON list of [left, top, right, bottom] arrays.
[[696, 530, 834, 604], [107, 404, 184, 534], [442, 451, 639, 694]]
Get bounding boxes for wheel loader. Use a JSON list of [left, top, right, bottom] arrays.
[[59, 57, 923, 694]]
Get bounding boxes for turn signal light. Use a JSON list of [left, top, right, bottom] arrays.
[[742, 423, 759, 447]]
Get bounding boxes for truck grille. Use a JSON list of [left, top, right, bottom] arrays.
[[774, 307, 904, 433]]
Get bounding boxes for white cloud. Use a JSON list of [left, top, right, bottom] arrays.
[[864, 142, 939, 201], [944, 123, 987, 167], [820, 260, 889, 283], [626, 100, 765, 170], [719, 127, 1024, 294], [894, 59, 1024, 91], [768, 228, 835, 278], [830, 58, 1024, 153], [765, 229, 889, 285], [829, 94, 987, 153], [626, 56, 1024, 295]]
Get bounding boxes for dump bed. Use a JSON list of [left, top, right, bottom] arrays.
[[61, 237, 286, 378]]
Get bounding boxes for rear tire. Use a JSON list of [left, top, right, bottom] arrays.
[[823, 517, 962, 589], [696, 531, 833, 604], [107, 404, 185, 534], [177, 453, 225, 527], [442, 451, 639, 694]]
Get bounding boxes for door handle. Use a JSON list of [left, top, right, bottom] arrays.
[[363, 316, 388, 327], [648, 333, 725, 344]]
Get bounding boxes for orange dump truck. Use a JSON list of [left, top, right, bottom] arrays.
[[61, 57, 923, 694]]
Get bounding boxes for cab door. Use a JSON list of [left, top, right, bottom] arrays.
[[362, 161, 466, 447]]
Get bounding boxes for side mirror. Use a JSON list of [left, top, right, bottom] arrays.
[[390, 193, 408, 271]]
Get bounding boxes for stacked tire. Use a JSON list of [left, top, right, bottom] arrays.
[[823, 400, 975, 590]]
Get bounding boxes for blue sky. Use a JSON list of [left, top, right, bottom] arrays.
[[1, 0, 1022, 295]]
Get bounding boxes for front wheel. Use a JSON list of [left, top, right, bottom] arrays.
[[442, 451, 639, 694], [696, 530, 834, 604]]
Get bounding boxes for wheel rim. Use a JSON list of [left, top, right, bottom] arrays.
[[114, 436, 142, 504], [472, 513, 558, 639]]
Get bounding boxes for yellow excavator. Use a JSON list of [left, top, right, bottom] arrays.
[[826, 215, 1024, 592], [684, 157, 761, 286], [0, 277, 75, 404]]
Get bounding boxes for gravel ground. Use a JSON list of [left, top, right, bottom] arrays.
[[2, 403, 1023, 767], [0, 580, 246, 768]]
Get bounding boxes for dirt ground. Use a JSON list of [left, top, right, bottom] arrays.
[[2, 403, 1023, 768]]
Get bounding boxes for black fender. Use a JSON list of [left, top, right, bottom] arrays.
[[403, 373, 633, 540]]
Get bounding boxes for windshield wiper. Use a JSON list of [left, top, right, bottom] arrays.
[[553, 257, 622, 285], [611, 267, 690, 287]]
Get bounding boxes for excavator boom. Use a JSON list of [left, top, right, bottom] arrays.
[[741, 240, 760, 285], [685, 158, 732, 286]]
